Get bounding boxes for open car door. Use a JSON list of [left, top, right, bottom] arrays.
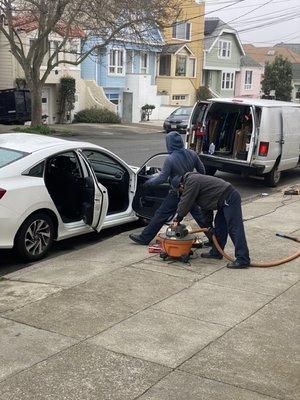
[[77, 152, 108, 232], [132, 153, 170, 220]]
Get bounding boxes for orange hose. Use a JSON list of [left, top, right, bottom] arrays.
[[189, 228, 300, 268]]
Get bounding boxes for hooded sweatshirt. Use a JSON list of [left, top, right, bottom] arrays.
[[147, 131, 205, 186], [175, 172, 233, 221]]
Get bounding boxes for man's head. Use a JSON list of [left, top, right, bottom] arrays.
[[166, 131, 184, 153], [171, 175, 184, 193]]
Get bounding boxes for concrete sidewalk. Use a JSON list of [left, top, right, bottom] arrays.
[[0, 191, 299, 399]]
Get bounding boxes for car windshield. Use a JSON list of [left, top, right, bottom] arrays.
[[171, 107, 192, 117], [0, 147, 29, 168]]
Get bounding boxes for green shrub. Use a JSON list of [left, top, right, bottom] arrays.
[[73, 107, 121, 124], [13, 125, 55, 135], [196, 86, 211, 101]]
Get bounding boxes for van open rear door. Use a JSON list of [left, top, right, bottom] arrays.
[[186, 101, 210, 150], [279, 107, 300, 171]]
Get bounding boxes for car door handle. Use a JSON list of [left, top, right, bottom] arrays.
[[115, 172, 123, 179]]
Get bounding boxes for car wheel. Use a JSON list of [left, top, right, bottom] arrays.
[[205, 167, 217, 176], [264, 167, 281, 187], [15, 212, 54, 261]]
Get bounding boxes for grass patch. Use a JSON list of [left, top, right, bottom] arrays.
[[13, 125, 71, 135], [13, 125, 55, 135]]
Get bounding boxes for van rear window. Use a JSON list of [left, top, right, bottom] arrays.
[[0, 147, 29, 168]]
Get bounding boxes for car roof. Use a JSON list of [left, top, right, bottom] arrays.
[[0, 133, 90, 153], [208, 98, 300, 108]]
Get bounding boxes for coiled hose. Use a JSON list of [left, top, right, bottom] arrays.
[[189, 228, 300, 268]]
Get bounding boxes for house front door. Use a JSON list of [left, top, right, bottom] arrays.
[[123, 91, 133, 123], [42, 87, 51, 124]]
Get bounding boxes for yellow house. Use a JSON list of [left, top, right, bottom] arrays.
[[157, 0, 205, 107]]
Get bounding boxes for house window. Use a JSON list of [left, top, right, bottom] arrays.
[[159, 54, 171, 76], [126, 50, 134, 73], [244, 70, 253, 90], [189, 58, 196, 78], [109, 49, 125, 75], [50, 41, 59, 64], [218, 40, 231, 59], [172, 94, 188, 100], [221, 72, 235, 90], [140, 52, 148, 74], [175, 56, 187, 76], [172, 21, 191, 40]]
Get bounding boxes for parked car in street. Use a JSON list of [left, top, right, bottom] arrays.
[[186, 98, 300, 186], [163, 106, 193, 133], [0, 133, 169, 261]]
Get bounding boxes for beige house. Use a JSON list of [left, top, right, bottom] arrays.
[[156, 0, 205, 107], [0, 26, 116, 124]]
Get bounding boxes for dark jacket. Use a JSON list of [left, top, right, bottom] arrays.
[[147, 131, 205, 186], [176, 172, 233, 220]]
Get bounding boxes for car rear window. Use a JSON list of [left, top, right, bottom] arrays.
[[0, 147, 29, 168]]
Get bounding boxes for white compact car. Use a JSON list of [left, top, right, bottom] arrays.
[[0, 133, 170, 261]]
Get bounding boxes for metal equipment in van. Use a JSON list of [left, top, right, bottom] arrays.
[[186, 98, 300, 186]]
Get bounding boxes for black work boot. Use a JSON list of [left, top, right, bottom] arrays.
[[129, 234, 149, 245], [201, 252, 223, 260], [226, 260, 250, 269]]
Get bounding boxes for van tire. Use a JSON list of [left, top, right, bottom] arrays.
[[205, 167, 217, 176], [264, 167, 281, 187]]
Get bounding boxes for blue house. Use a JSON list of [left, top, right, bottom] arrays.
[[81, 27, 164, 123]]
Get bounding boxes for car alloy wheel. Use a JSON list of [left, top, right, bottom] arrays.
[[25, 219, 51, 256], [15, 212, 55, 261]]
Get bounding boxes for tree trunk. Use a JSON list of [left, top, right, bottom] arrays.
[[30, 85, 43, 126]]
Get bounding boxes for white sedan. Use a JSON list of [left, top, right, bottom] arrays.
[[0, 133, 170, 261]]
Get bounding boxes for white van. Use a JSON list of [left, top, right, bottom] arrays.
[[186, 98, 300, 186]]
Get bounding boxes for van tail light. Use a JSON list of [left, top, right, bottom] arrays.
[[258, 142, 269, 157], [0, 188, 6, 199], [195, 123, 206, 138]]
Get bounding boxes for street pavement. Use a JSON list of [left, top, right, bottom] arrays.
[[1, 122, 299, 200], [0, 189, 299, 399]]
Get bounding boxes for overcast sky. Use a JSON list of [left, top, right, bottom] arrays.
[[204, 0, 300, 46]]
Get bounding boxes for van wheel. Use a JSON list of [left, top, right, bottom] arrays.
[[206, 167, 217, 176], [15, 212, 54, 262], [264, 167, 281, 187]]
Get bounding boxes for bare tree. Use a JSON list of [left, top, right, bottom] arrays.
[[0, 0, 182, 125]]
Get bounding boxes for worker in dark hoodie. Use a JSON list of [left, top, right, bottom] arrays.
[[171, 172, 250, 269], [129, 131, 211, 245]]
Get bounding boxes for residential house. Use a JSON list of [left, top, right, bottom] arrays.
[[235, 55, 263, 98], [156, 0, 205, 107], [0, 18, 115, 124], [244, 44, 300, 102], [202, 18, 245, 98], [81, 26, 164, 123]]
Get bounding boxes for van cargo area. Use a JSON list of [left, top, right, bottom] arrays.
[[187, 98, 300, 187], [201, 102, 256, 162]]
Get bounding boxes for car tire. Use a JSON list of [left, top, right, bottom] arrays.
[[264, 166, 281, 187], [14, 212, 54, 262], [205, 167, 217, 176]]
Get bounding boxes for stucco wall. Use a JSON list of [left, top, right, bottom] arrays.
[[235, 67, 263, 98]]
